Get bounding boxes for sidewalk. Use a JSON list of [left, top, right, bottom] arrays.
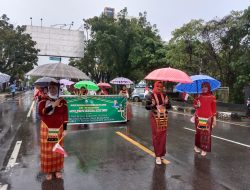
[[0, 91, 22, 100], [170, 100, 250, 123]]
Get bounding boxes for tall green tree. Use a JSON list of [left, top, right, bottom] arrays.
[[0, 14, 39, 81], [70, 8, 167, 83], [166, 7, 250, 103]]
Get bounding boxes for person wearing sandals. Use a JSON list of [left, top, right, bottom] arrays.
[[193, 82, 217, 156], [145, 81, 171, 165], [38, 81, 68, 180]]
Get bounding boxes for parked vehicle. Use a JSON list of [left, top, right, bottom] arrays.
[[131, 87, 151, 102]]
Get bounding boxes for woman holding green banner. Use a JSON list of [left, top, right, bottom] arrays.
[[193, 82, 217, 156], [119, 85, 132, 121], [38, 81, 68, 180]]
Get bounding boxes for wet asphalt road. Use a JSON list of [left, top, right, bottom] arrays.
[[0, 91, 250, 190]]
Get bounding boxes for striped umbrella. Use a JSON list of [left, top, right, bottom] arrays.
[[110, 77, 133, 85]]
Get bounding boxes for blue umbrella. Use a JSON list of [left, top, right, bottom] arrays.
[[175, 75, 221, 94]]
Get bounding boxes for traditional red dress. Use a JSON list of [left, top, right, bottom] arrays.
[[193, 94, 216, 152], [146, 93, 171, 157], [38, 98, 68, 173], [119, 89, 132, 121]]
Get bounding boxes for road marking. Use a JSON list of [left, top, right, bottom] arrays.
[[0, 184, 8, 190], [6, 141, 22, 170], [116, 131, 170, 165], [27, 100, 35, 118], [184, 127, 250, 148]]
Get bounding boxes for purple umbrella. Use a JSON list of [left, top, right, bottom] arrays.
[[110, 77, 133, 85], [60, 79, 74, 86]]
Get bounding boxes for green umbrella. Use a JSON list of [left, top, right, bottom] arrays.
[[74, 81, 99, 91]]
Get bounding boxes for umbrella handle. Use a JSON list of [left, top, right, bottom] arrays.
[[58, 135, 64, 143]]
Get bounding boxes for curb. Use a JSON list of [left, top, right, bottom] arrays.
[[171, 105, 243, 121]]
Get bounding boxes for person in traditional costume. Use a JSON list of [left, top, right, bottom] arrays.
[[38, 81, 68, 180], [193, 82, 216, 156], [97, 87, 109, 95], [119, 85, 129, 98], [80, 86, 88, 95], [119, 85, 132, 121], [145, 81, 171, 165]]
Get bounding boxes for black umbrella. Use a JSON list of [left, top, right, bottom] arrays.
[[34, 77, 58, 87]]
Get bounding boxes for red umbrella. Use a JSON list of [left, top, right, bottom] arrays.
[[144, 67, 192, 83], [97, 82, 112, 88]]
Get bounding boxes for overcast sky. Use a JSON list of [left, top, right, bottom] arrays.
[[1, 0, 249, 64], [2, 0, 249, 41]]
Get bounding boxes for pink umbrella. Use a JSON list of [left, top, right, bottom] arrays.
[[144, 67, 192, 83], [60, 79, 74, 86], [97, 82, 112, 88]]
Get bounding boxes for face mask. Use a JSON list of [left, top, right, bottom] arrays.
[[48, 85, 58, 99], [48, 92, 58, 100]]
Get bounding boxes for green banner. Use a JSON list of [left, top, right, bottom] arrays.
[[63, 95, 127, 124]]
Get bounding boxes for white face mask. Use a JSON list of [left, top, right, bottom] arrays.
[[48, 85, 58, 99], [48, 92, 58, 99]]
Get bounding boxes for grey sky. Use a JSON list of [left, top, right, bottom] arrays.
[[2, 0, 249, 41]]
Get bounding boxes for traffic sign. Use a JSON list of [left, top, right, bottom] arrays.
[[49, 56, 61, 62]]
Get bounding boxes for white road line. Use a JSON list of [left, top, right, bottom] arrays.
[[0, 184, 8, 190], [184, 127, 250, 148], [27, 100, 35, 118], [6, 141, 22, 170]]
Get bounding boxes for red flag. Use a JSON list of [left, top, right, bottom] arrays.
[[144, 86, 149, 97], [52, 143, 68, 157], [181, 92, 189, 101]]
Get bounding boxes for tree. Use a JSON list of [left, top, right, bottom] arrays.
[[0, 14, 39, 81], [69, 8, 167, 83], [166, 7, 250, 103]]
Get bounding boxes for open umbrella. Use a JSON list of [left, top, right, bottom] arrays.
[[34, 77, 58, 87], [0, 72, 10, 84], [26, 63, 90, 80], [60, 79, 74, 86], [110, 77, 133, 85], [97, 82, 112, 88], [175, 74, 221, 94], [74, 81, 99, 91], [144, 67, 192, 83]]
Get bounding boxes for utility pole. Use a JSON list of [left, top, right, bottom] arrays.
[[199, 58, 202, 74], [69, 21, 74, 30]]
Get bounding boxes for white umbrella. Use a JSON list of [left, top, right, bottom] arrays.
[[26, 63, 90, 80], [0, 72, 10, 84]]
